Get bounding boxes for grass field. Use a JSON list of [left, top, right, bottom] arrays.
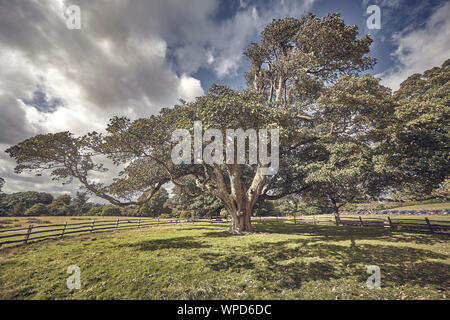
[[384, 202, 450, 211], [356, 201, 450, 211], [0, 220, 449, 300]]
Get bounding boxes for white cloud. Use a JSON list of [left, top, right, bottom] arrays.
[[178, 75, 204, 102], [0, 0, 315, 198], [378, 2, 450, 90], [172, 0, 316, 78]]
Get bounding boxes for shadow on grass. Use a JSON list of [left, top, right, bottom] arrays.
[[122, 236, 211, 251], [122, 222, 448, 292], [247, 240, 449, 290], [251, 222, 449, 245], [197, 223, 449, 291], [200, 252, 255, 272]]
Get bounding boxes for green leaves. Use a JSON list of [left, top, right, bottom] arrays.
[[385, 59, 450, 199], [316, 75, 394, 141], [245, 13, 375, 106]]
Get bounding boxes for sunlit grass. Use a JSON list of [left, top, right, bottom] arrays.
[[0, 221, 448, 300]]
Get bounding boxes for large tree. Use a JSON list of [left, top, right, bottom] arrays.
[[385, 59, 450, 200], [6, 13, 379, 234], [297, 75, 395, 215]]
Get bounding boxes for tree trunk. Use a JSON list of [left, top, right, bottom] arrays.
[[228, 207, 253, 234], [275, 77, 285, 102], [333, 205, 341, 225]]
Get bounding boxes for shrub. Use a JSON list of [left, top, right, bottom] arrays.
[[179, 210, 192, 219], [24, 203, 49, 216], [87, 206, 103, 216], [101, 205, 121, 216]]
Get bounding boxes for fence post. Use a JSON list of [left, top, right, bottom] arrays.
[[425, 217, 433, 234], [387, 216, 395, 230], [359, 216, 363, 227], [115, 219, 119, 231], [157, 217, 160, 226], [313, 215, 317, 225], [90, 220, 95, 233], [293, 214, 296, 225], [138, 218, 141, 228], [60, 221, 67, 238], [24, 224, 33, 244], [334, 215, 339, 226]]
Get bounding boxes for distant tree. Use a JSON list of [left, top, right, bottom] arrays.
[[25, 203, 49, 216], [12, 202, 27, 216], [276, 195, 301, 216], [0, 177, 4, 193], [135, 188, 171, 217], [47, 194, 72, 216], [53, 194, 71, 206], [37, 192, 53, 205], [101, 205, 121, 216], [120, 206, 136, 216], [253, 200, 277, 217], [0, 191, 54, 216], [169, 184, 221, 217], [87, 205, 103, 216], [72, 192, 92, 215]]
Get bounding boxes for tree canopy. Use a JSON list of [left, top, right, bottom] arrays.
[[385, 59, 450, 200], [5, 13, 449, 233]]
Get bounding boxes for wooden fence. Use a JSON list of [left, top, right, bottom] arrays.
[[265, 215, 450, 235], [0, 217, 221, 247], [1, 215, 448, 247]]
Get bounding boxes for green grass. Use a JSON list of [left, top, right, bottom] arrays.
[[385, 202, 450, 211], [0, 221, 449, 300]]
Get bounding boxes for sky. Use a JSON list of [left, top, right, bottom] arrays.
[[0, 0, 449, 201]]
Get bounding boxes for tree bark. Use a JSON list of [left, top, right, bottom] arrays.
[[195, 163, 265, 235], [275, 77, 285, 102], [228, 206, 254, 234], [332, 203, 341, 225]]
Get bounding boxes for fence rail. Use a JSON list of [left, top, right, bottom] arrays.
[[1, 215, 448, 247], [0, 217, 219, 247], [270, 215, 450, 235]]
